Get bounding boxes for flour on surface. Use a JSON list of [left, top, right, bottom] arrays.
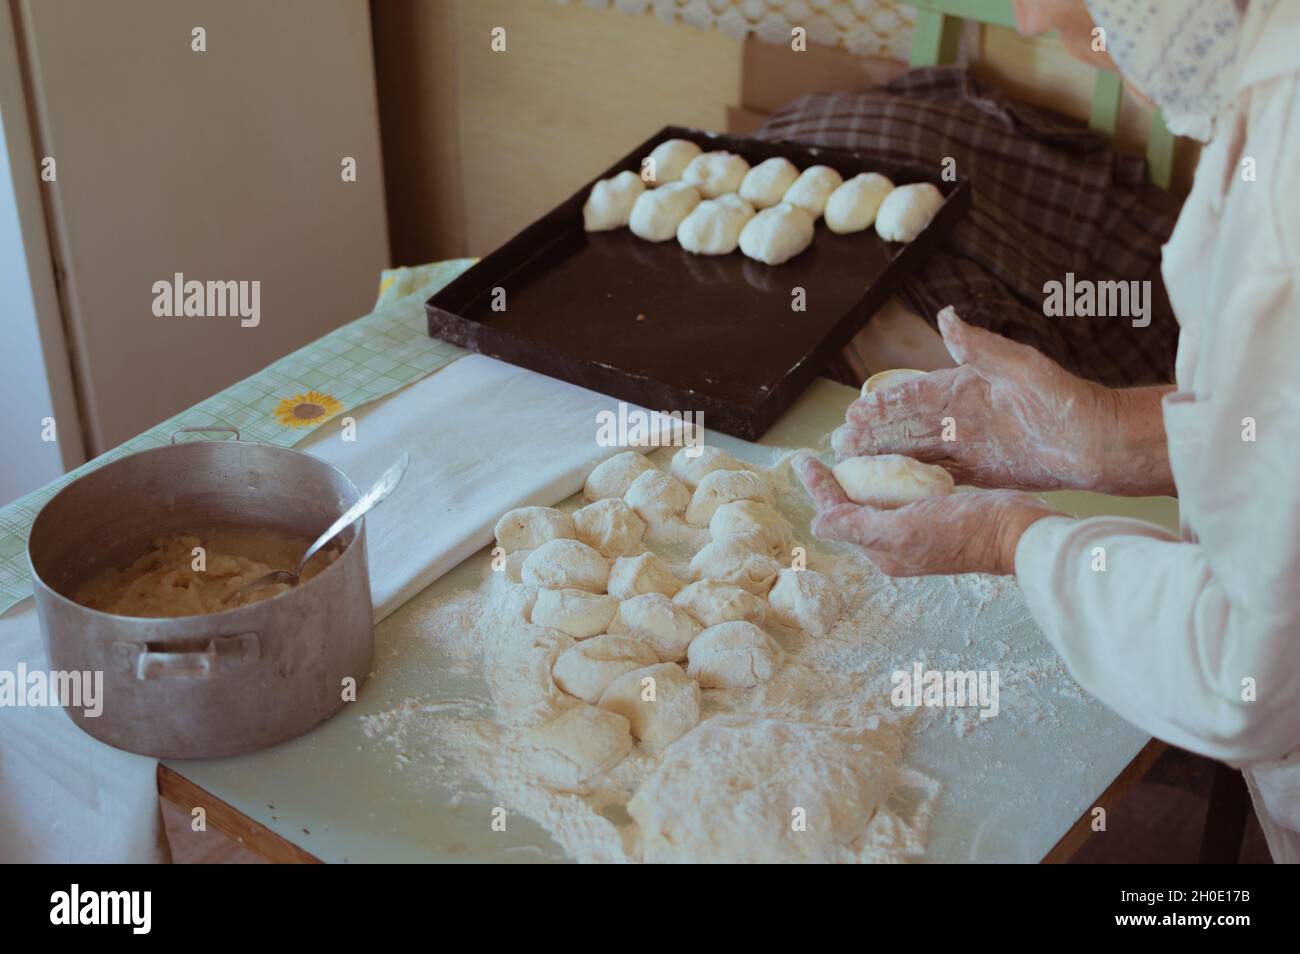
[[359, 447, 1098, 862]]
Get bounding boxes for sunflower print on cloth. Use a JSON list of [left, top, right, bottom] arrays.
[[274, 390, 344, 428]]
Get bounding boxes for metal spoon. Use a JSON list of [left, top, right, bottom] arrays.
[[224, 452, 410, 605]]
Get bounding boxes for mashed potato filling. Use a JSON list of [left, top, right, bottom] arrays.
[[74, 528, 339, 618]]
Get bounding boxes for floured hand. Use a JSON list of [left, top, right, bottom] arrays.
[[796, 455, 1061, 577], [832, 307, 1132, 492]]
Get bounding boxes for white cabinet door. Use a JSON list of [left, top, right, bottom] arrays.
[[16, 0, 390, 453]]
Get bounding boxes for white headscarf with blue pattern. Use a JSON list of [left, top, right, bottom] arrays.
[[1085, 0, 1274, 140]]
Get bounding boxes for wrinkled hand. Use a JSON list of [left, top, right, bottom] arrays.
[[796, 455, 1061, 577], [833, 307, 1119, 492]]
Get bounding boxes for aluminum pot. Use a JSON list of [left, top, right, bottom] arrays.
[[27, 430, 374, 758]]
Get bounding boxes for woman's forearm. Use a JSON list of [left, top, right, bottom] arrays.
[[1093, 385, 1178, 496]]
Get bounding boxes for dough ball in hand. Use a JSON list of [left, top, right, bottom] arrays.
[[530, 587, 619, 639], [585, 451, 656, 501], [598, 662, 700, 747], [495, 506, 576, 553], [685, 469, 768, 526], [686, 621, 784, 688], [782, 165, 843, 219], [582, 171, 646, 231], [831, 454, 954, 508], [629, 182, 702, 241], [552, 634, 659, 703], [522, 706, 632, 792], [677, 194, 755, 255], [689, 538, 782, 596], [767, 568, 842, 637], [875, 182, 944, 243], [522, 539, 610, 592], [738, 203, 815, 266], [608, 552, 684, 600], [860, 368, 925, 398], [643, 138, 702, 186], [740, 156, 800, 209], [673, 580, 767, 628], [573, 498, 645, 558], [824, 172, 894, 234], [669, 445, 743, 490], [681, 151, 751, 199], [607, 592, 701, 662]]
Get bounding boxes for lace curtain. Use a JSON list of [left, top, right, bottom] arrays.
[[557, 0, 916, 59]]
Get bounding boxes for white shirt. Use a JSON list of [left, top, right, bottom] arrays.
[[1015, 4, 1300, 862]]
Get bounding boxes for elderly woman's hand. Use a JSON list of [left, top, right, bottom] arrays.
[[795, 454, 1061, 577], [832, 307, 1127, 493]]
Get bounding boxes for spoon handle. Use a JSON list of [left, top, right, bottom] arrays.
[[297, 452, 410, 573]]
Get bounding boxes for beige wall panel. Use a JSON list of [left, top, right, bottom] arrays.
[[454, 0, 742, 256]]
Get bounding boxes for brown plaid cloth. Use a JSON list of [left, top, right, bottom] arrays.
[[756, 66, 1182, 388]]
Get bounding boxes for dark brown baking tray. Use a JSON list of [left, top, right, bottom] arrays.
[[427, 125, 970, 440]]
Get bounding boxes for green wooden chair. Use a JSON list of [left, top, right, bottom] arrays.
[[908, 0, 1176, 188]]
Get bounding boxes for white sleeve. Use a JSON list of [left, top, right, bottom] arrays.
[[1015, 514, 1300, 765], [1015, 265, 1300, 765]]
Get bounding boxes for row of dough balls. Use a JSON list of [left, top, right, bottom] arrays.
[[495, 447, 844, 792], [582, 138, 945, 265]]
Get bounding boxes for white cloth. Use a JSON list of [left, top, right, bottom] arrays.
[[1016, 0, 1300, 862], [0, 354, 662, 862]]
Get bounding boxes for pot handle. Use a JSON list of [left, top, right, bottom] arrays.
[[112, 633, 261, 680], [170, 426, 241, 444]]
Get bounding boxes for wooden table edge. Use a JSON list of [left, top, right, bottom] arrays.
[[157, 763, 323, 864], [1040, 738, 1167, 864]]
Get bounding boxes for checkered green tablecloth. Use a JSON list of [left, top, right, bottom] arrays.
[[0, 258, 475, 614]]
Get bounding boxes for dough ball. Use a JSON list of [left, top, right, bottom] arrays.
[[677, 194, 755, 255], [681, 151, 750, 199], [768, 568, 842, 637], [875, 182, 944, 243], [629, 181, 702, 242], [552, 634, 659, 703], [738, 203, 815, 266], [608, 552, 684, 600], [585, 451, 656, 501], [495, 506, 576, 553], [573, 498, 645, 558], [521, 539, 610, 593], [530, 587, 619, 639], [686, 621, 784, 688], [644, 138, 702, 186], [708, 499, 792, 557], [782, 165, 843, 219], [860, 368, 925, 398], [824, 172, 894, 234], [607, 592, 701, 662], [624, 469, 690, 525], [669, 445, 743, 490], [685, 469, 768, 526], [598, 662, 700, 747], [739, 156, 800, 209], [582, 171, 646, 231], [673, 580, 767, 628], [504, 548, 531, 583], [689, 538, 782, 595], [627, 716, 899, 862], [522, 706, 632, 792], [831, 454, 954, 508]]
